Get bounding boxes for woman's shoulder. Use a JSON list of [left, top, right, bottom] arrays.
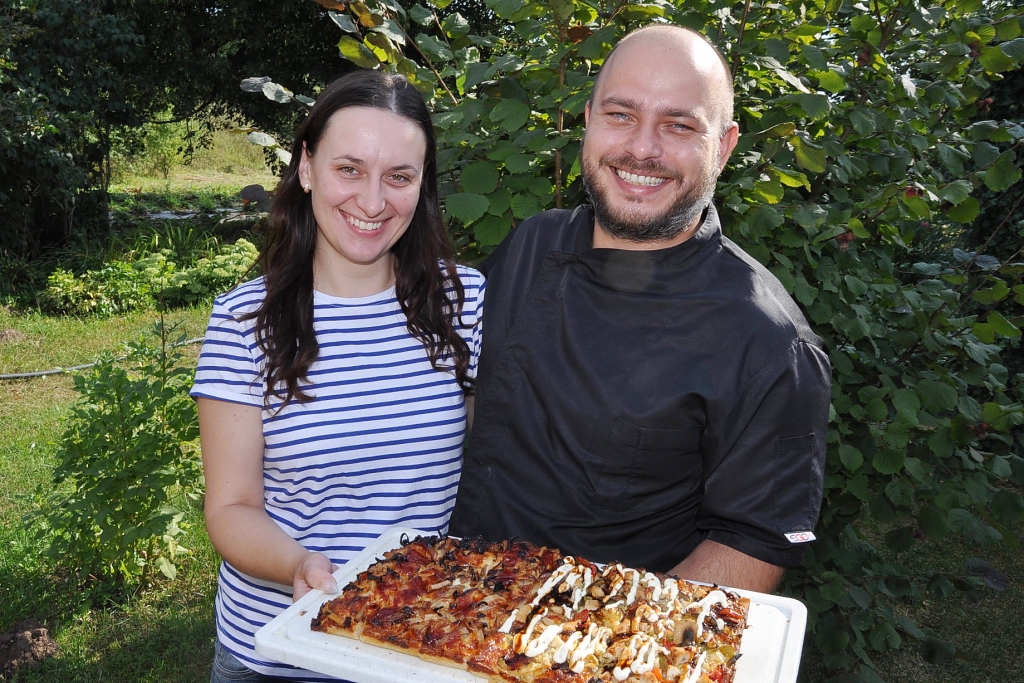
[[453, 264, 485, 292], [213, 276, 267, 314]]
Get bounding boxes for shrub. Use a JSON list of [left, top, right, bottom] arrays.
[[38, 237, 259, 315], [27, 321, 202, 591], [38, 261, 151, 316], [153, 237, 259, 307]]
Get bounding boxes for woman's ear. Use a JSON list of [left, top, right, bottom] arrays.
[[298, 142, 311, 191]]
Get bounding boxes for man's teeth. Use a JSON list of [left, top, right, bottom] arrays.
[[347, 214, 384, 231], [615, 169, 667, 187]]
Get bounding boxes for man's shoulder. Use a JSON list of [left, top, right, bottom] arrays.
[[715, 236, 824, 349], [481, 207, 587, 277], [508, 207, 584, 248]]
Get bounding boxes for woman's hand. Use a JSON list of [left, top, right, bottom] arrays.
[[293, 552, 338, 601]]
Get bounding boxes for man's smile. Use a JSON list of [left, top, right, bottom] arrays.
[[613, 168, 669, 187]]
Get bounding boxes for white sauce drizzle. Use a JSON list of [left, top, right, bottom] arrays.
[[524, 624, 562, 657], [553, 631, 582, 664], [663, 578, 679, 604], [683, 651, 707, 683], [515, 608, 548, 652], [497, 611, 517, 634], [643, 572, 662, 602], [624, 568, 642, 605], [689, 589, 728, 637], [530, 564, 574, 606]]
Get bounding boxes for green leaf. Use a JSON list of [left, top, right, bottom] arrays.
[[997, 20, 1023, 41], [850, 109, 875, 135], [885, 526, 915, 553], [441, 12, 469, 39], [874, 448, 906, 474], [337, 35, 380, 68], [983, 151, 1022, 192], [794, 94, 831, 119], [246, 132, 277, 147], [791, 138, 827, 173], [473, 214, 509, 246], [918, 506, 950, 541], [155, 555, 176, 580], [374, 19, 407, 46], [884, 421, 911, 448], [460, 161, 500, 195], [445, 193, 489, 224], [504, 154, 534, 174], [328, 11, 358, 33], [510, 193, 542, 220], [816, 70, 846, 94], [260, 82, 293, 104], [938, 180, 972, 205], [752, 122, 796, 140], [980, 45, 1015, 73], [947, 197, 980, 223], [409, 4, 434, 25], [991, 490, 1024, 522], [415, 34, 452, 61], [489, 99, 531, 132], [918, 380, 958, 412], [839, 444, 864, 472], [1000, 37, 1024, 58], [988, 311, 1022, 338], [893, 389, 920, 418]]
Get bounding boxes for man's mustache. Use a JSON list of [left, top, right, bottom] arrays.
[[599, 154, 682, 182]]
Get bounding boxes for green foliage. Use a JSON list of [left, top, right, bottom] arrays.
[[26, 321, 202, 592], [39, 262, 152, 316], [251, 2, 1024, 680], [38, 237, 259, 315], [137, 238, 260, 308]]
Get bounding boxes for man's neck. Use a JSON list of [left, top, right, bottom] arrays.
[[591, 216, 703, 251]]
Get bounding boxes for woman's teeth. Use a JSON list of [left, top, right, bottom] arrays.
[[346, 214, 384, 231], [615, 169, 667, 187]]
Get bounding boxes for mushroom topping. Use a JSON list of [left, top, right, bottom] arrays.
[[672, 617, 699, 645]]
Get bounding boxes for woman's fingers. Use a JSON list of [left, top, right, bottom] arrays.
[[293, 552, 338, 601]]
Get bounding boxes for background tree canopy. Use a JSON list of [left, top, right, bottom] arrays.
[[3, 1, 1023, 681]]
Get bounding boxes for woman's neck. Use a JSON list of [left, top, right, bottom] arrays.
[[312, 252, 397, 298]]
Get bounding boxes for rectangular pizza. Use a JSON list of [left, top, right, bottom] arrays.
[[311, 534, 749, 683]]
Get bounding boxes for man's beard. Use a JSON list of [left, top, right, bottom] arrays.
[[581, 151, 717, 243]]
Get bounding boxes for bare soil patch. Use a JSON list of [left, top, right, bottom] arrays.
[[0, 619, 58, 676], [0, 329, 27, 344]]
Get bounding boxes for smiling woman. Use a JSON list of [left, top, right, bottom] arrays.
[[189, 70, 484, 683]]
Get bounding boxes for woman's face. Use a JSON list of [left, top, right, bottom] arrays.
[[299, 106, 427, 289]]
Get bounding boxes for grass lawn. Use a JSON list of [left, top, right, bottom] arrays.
[[0, 306, 219, 683]]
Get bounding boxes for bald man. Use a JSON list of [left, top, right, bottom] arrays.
[[448, 26, 831, 593]]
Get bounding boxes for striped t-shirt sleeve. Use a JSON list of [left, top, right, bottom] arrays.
[[191, 284, 263, 407]]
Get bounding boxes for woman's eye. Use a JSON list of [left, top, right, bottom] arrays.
[[390, 174, 411, 184]]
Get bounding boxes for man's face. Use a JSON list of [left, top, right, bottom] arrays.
[[581, 37, 735, 245]]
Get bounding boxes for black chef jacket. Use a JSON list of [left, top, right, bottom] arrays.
[[449, 204, 831, 572]]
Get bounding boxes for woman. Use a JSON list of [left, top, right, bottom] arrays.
[[191, 70, 484, 682]]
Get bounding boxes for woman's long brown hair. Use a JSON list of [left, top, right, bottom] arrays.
[[245, 70, 471, 409]]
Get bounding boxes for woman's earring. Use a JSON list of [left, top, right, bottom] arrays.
[[304, 184, 311, 193]]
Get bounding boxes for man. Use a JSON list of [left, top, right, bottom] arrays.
[[449, 25, 831, 593]]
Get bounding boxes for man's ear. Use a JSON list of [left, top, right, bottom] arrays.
[[584, 101, 591, 128], [717, 122, 739, 173]]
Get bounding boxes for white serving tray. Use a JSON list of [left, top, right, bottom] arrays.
[[255, 526, 807, 683]]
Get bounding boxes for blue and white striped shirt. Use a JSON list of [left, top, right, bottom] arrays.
[[191, 266, 484, 679]]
